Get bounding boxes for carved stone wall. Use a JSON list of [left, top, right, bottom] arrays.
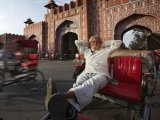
[[88, 4, 102, 37], [104, 0, 160, 40], [55, 15, 80, 37]]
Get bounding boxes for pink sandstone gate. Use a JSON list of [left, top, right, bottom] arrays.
[[24, 0, 160, 56]]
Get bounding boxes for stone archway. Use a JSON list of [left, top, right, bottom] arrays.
[[55, 20, 79, 57], [62, 32, 78, 59], [114, 14, 160, 40]]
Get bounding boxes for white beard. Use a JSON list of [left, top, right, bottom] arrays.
[[91, 46, 100, 52]]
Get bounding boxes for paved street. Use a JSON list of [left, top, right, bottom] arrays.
[[0, 60, 78, 120], [0, 60, 160, 120]]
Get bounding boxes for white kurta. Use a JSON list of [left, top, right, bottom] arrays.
[[68, 40, 122, 111]]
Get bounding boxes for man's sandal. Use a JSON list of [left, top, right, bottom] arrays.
[[48, 92, 68, 120]]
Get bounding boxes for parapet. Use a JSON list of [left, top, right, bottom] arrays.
[[51, 0, 86, 14]]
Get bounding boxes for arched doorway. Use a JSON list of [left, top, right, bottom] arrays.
[[114, 13, 160, 50], [114, 14, 160, 40], [55, 20, 79, 58], [62, 32, 78, 59]]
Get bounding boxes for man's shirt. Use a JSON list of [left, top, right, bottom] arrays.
[[75, 40, 122, 76]]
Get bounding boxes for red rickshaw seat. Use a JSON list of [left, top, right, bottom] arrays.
[[99, 56, 142, 103]]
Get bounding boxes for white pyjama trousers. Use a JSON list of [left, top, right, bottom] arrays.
[[68, 72, 110, 111]]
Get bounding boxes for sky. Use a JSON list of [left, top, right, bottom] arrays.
[[0, 0, 72, 35], [123, 31, 134, 47]]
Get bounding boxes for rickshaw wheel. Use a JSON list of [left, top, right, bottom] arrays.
[[28, 70, 45, 91], [20, 70, 45, 91]]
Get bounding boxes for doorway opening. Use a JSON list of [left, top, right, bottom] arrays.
[[62, 32, 78, 59]]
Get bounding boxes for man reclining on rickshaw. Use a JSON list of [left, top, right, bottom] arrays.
[[44, 35, 122, 120]]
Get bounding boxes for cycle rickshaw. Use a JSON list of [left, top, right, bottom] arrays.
[[0, 39, 45, 91], [71, 34, 159, 120], [41, 49, 158, 120], [80, 50, 160, 120]]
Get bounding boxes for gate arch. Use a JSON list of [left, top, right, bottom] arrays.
[[55, 20, 79, 58], [62, 32, 78, 59], [114, 14, 160, 40]]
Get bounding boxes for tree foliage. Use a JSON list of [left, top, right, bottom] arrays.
[[128, 28, 148, 50]]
